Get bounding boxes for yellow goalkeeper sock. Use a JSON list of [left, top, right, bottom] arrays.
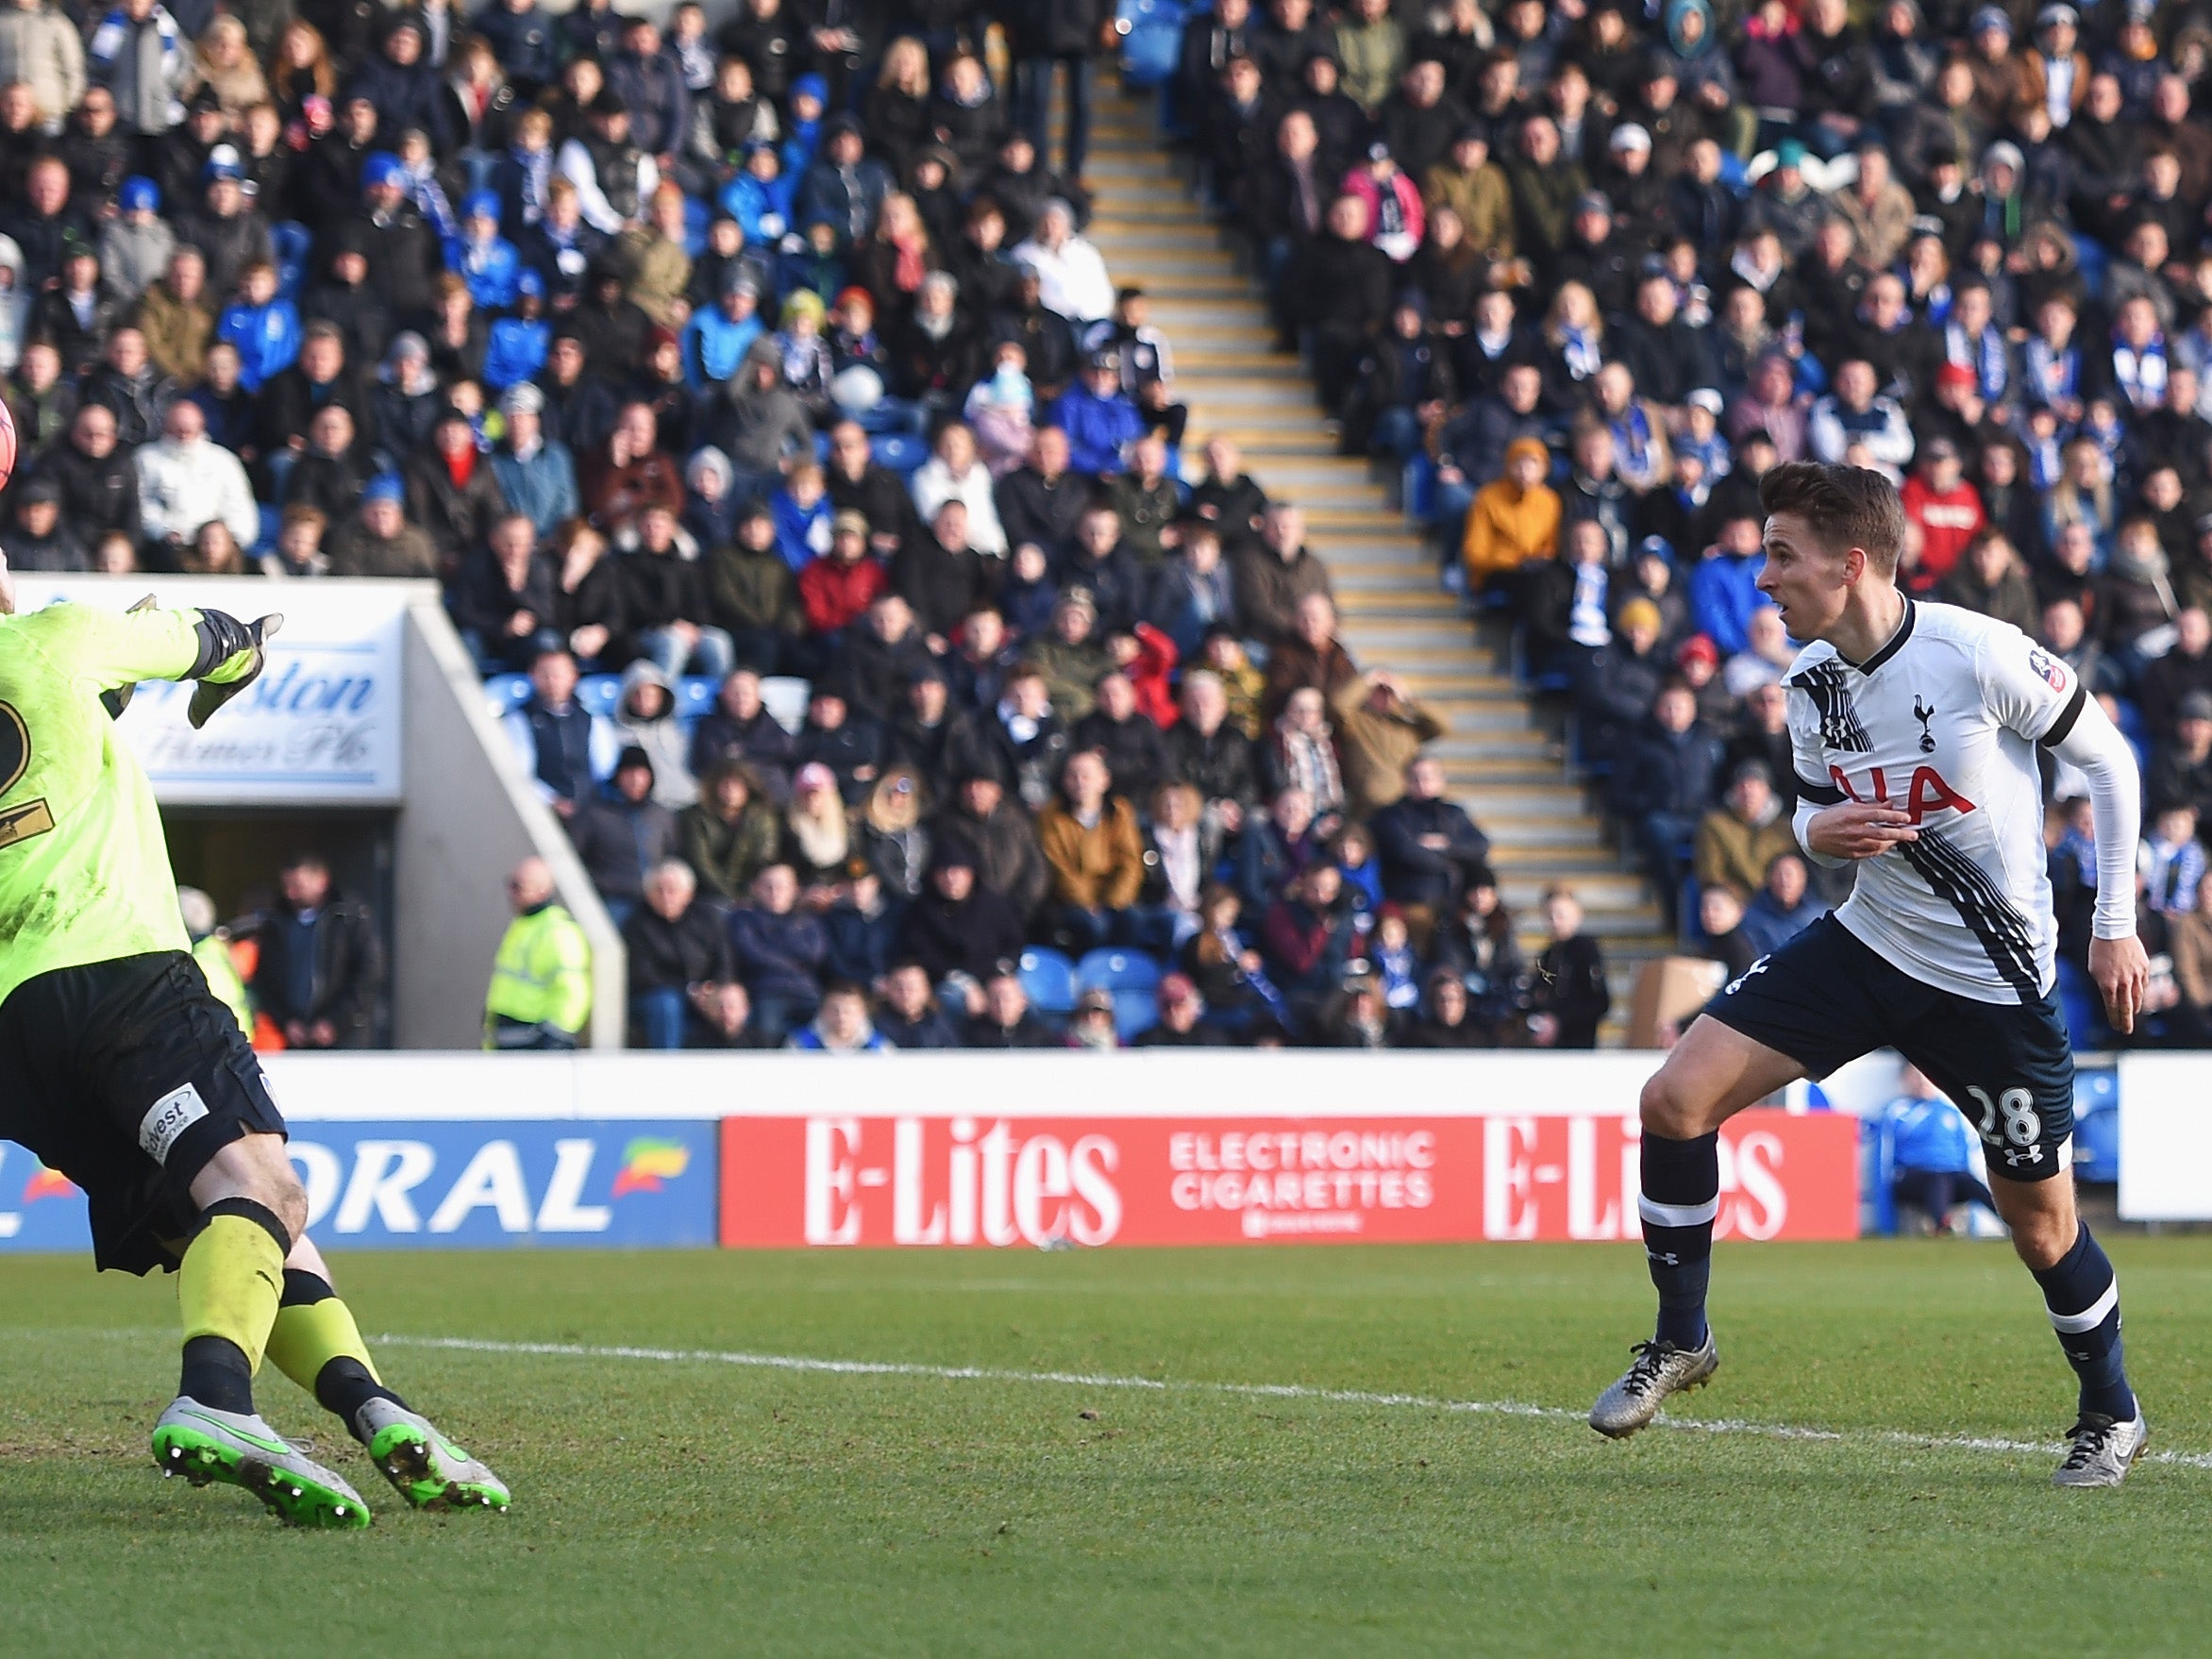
[[267, 1271, 381, 1390], [176, 1200, 290, 1413], [268, 1270, 405, 1436]]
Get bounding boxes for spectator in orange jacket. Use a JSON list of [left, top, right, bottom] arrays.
[[1034, 747, 1148, 954], [798, 511, 891, 636], [1462, 436, 1561, 591]]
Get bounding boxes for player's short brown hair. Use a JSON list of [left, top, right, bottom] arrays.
[[1757, 461, 1907, 576]]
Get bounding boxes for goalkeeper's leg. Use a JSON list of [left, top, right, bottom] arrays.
[[153, 1133, 371, 1527], [267, 1234, 511, 1512]]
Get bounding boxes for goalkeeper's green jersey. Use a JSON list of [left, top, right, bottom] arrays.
[[0, 602, 227, 1006]]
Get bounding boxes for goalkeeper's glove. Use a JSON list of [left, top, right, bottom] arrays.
[[188, 612, 283, 729]]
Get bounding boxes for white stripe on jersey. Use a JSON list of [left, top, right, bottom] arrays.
[[1786, 599, 2086, 1005]]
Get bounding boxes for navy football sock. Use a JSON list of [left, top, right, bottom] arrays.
[[1640, 1131, 1718, 1350], [2031, 1224, 2137, 1422]]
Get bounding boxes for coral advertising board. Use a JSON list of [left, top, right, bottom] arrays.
[[718, 1108, 1858, 1248]]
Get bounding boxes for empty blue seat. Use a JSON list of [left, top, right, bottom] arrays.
[[677, 676, 721, 719], [1076, 948, 1161, 996], [483, 673, 532, 716], [576, 676, 622, 717], [1118, 0, 1186, 87], [271, 220, 312, 300], [2073, 1106, 2120, 1185], [1113, 989, 1160, 1042], [1401, 454, 1436, 524], [872, 432, 929, 473], [1018, 947, 1078, 1014]]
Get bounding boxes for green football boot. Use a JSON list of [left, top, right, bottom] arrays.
[[152, 1397, 372, 1529], [356, 1399, 511, 1512]]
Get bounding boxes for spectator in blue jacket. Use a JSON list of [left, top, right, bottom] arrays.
[[728, 862, 829, 1040], [215, 259, 300, 392], [449, 190, 523, 309], [1740, 851, 1822, 957], [1686, 511, 1768, 657], [719, 141, 798, 248], [1048, 350, 1145, 477], [483, 269, 550, 390], [682, 268, 765, 387], [489, 382, 578, 535], [1881, 1065, 2000, 1233]]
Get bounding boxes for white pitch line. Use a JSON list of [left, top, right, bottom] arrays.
[[371, 1334, 2212, 1472]]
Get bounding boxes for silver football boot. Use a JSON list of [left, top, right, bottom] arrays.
[[354, 1398, 512, 1511], [2052, 1411, 2148, 1488], [1588, 1333, 1720, 1439]]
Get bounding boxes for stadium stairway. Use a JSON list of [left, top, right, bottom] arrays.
[[1078, 89, 1671, 1040]]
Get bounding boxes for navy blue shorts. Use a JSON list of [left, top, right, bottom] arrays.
[[1702, 914, 2075, 1182]]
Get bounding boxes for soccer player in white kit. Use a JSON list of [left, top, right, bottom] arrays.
[[1588, 462, 2153, 1487]]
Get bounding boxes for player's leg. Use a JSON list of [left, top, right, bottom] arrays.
[[266, 1234, 511, 1511], [150, 1131, 374, 1526], [174, 1131, 303, 1416], [1984, 1170, 2147, 1485], [1592, 919, 1887, 1439], [1902, 993, 2146, 1486], [1634, 1016, 1806, 1349], [1587, 1015, 1804, 1437]]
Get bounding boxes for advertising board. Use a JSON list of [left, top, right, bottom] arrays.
[[0, 1119, 717, 1252], [718, 1108, 1858, 1248], [8, 576, 416, 804]]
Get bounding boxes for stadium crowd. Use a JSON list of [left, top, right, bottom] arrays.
[[9, 0, 2212, 1048], [1176, 0, 2212, 1047]]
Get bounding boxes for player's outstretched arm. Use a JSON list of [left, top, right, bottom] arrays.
[[2048, 694, 2150, 1032], [24, 597, 281, 725]]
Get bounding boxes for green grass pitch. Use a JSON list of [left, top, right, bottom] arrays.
[[2, 1239, 2209, 1657]]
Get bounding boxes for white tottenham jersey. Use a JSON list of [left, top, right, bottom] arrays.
[[1787, 599, 2086, 1004]]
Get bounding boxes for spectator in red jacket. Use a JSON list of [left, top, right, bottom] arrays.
[[1898, 436, 1986, 594], [798, 511, 891, 637]]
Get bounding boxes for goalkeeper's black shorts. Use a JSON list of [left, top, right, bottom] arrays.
[[0, 950, 287, 1273]]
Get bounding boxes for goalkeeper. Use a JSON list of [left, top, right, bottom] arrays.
[[0, 570, 508, 1528]]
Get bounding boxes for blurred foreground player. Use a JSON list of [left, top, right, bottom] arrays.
[[1590, 464, 2153, 1487], [0, 556, 509, 1527]]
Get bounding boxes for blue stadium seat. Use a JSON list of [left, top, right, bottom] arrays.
[[677, 676, 721, 719], [483, 673, 532, 716], [2071, 232, 2110, 301], [576, 676, 622, 717], [271, 221, 312, 301], [1076, 948, 1162, 996], [872, 432, 929, 473], [2055, 957, 2103, 1049], [1113, 989, 1160, 1042], [1401, 455, 1436, 526], [1019, 947, 1079, 1014], [1118, 0, 1187, 88], [2072, 1106, 2120, 1185]]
